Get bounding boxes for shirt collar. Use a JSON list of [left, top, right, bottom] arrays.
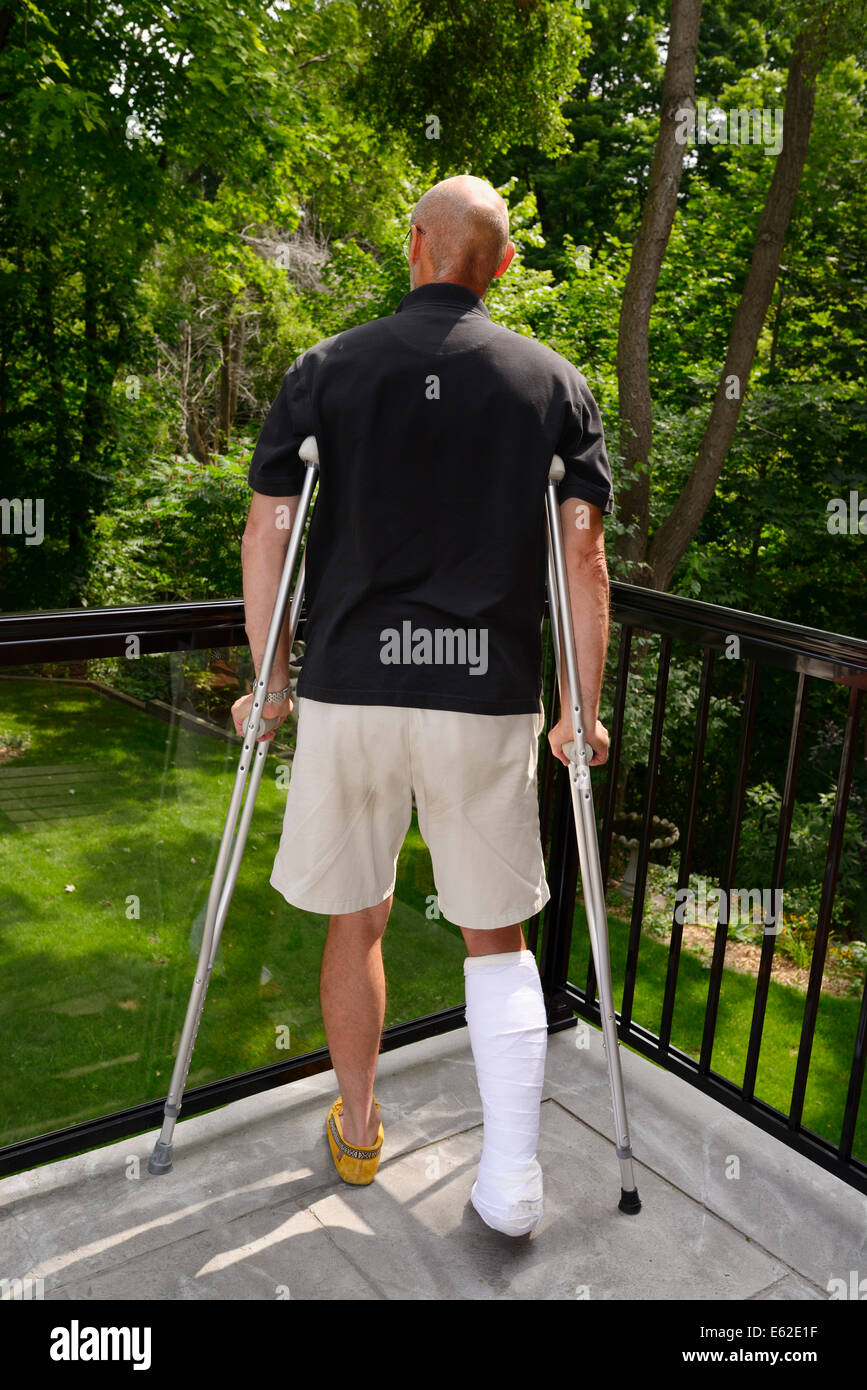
[[394, 281, 491, 320]]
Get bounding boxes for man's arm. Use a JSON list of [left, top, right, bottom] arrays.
[[231, 490, 300, 739], [549, 496, 610, 767]]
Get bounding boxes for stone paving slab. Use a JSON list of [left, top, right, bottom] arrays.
[[23, 1102, 790, 1302], [543, 1023, 867, 1297], [0, 1024, 862, 1300], [44, 1198, 379, 1302]]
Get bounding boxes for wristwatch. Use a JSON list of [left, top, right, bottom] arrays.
[[250, 681, 292, 703]]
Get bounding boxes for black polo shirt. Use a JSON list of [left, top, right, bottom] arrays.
[[247, 281, 614, 715]]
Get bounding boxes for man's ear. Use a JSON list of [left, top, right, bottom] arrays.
[[492, 240, 516, 279]]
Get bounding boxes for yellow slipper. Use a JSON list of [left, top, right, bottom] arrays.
[[327, 1096, 383, 1185]]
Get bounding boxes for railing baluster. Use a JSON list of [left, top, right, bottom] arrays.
[[659, 646, 715, 1054], [600, 624, 633, 890], [620, 633, 671, 1033], [742, 672, 810, 1100], [699, 657, 760, 1076], [527, 615, 561, 958], [586, 622, 632, 1004], [839, 966, 867, 1163], [538, 756, 581, 1026], [790, 687, 864, 1130]]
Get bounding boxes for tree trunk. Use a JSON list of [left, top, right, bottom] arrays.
[[227, 314, 244, 433], [614, 0, 702, 582], [79, 249, 101, 488], [35, 233, 70, 474], [26, 234, 73, 604], [180, 318, 210, 463], [215, 309, 246, 453], [216, 319, 231, 453], [186, 407, 210, 464], [65, 245, 105, 601], [646, 31, 820, 590], [180, 318, 191, 444]]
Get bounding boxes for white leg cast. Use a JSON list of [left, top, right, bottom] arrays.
[[464, 949, 548, 1236]]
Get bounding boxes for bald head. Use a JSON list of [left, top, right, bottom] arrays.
[[409, 175, 512, 296]]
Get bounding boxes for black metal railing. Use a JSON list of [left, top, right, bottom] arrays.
[[1, 586, 865, 1194], [533, 584, 867, 1196]]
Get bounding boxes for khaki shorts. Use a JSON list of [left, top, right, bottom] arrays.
[[269, 697, 551, 930]]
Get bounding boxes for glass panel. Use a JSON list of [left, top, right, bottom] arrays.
[[0, 646, 468, 1149]]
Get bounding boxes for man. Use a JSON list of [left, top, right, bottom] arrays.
[[232, 174, 613, 1237]]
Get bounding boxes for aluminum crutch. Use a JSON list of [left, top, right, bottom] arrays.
[[148, 435, 320, 1175], [545, 453, 641, 1214]]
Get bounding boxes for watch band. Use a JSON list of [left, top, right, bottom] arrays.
[[251, 681, 292, 703]]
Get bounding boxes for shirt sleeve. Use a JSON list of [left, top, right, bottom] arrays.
[[555, 373, 615, 516], [247, 353, 315, 497]]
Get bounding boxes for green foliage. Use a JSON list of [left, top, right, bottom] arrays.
[[85, 445, 253, 606], [737, 781, 865, 926], [492, 0, 667, 260], [88, 652, 176, 705], [601, 633, 742, 788], [0, 0, 392, 606], [637, 863, 862, 989], [3, 0, 865, 982], [6, 0, 863, 639], [0, 728, 31, 752], [353, 0, 587, 170]]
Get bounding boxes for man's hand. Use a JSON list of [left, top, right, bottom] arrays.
[[230, 690, 293, 743], [548, 714, 609, 767], [549, 496, 610, 770]]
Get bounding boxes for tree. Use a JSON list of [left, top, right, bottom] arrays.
[[0, 0, 338, 605], [615, 0, 867, 590], [615, 0, 702, 582], [353, 0, 586, 170]]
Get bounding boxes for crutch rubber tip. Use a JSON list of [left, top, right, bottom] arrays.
[[618, 1187, 641, 1214], [147, 1140, 174, 1176]]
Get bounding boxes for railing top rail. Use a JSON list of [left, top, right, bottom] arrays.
[[609, 582, 867, 683], [1, 585, 865, 681], [0, 597, 245, 638], [0, 598, 248, 666]]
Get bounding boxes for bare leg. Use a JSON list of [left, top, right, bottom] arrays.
[[461, 921, 525, 956], [320, 896, 392, 1148]]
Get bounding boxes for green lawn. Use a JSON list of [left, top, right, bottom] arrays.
[[0, 677, 863, 1166], [0, 678, 464, 1147], [566, 903, 866, 1160]]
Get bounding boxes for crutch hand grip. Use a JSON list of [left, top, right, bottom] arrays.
[[548, 454, 565, 482], [563, 739, 595, 764], [241, 711, 285, 737]]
